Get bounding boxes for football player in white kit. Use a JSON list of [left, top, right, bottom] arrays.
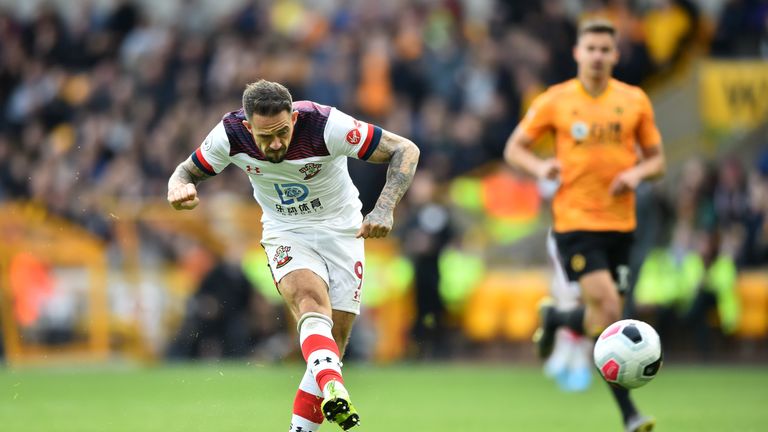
[[167, 80, 419, 431], [542, 230, 593, 393]]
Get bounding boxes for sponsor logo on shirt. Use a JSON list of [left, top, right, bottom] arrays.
[[274, 183, 309, 205], [346, 128, 361, 145], [246, 165, 262, 175], [571, 121, 589, 141], [274, 198, 323, 216]]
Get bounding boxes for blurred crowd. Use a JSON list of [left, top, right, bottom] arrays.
[[628, 150, 768, 357], [0, 0, 767, 360], [0, 0, 730, 224]]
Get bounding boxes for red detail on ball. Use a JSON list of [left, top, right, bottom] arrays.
[[346, 129, 361, 145], [600, 323, 622, 340], [601, 359, 620, 381]]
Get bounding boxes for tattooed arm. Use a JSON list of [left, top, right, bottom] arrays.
[[356, 130, 420, 239], [167, 157, 211, 210]]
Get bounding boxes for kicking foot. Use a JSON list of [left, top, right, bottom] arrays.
[[321, 381, 360, 430], [625, 414, 655, 432], [532, 298, 557, 359]]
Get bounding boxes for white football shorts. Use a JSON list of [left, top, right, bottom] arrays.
[[261, 227, 365, 315]]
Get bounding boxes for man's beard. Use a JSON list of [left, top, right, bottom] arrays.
[[265, 150, 286, 163]]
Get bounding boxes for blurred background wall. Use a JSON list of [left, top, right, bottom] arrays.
[[0, 0, 766, 366]]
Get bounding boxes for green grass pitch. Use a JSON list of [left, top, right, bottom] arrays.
[[1, 363, 766, 431]]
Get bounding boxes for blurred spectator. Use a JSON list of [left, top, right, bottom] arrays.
[[166, 255, 276, 359], [634, 150, 766, 354], [738, 148, 768, 267], [682, 230, 739, 359], [626, 181, 674, 318], [671, 158, 717, 260], [400, 170, 454, 359], [711, 0, 768, 57], [714, 156, 749, 257]]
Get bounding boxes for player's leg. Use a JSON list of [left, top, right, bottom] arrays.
[[279, 269, 338, 431], [264, 232, 360, 431], [543, 230, 592, 392], [534, 231, 592, 357], [286, 309, 357, 432], [280, 270, 360, 430], [290, 367, 325, 432], [331, 309, 356, 355], [581, 268, 656, 431], [581, 234, 653, 432], [579, 270, 622, 336], [537, 232, 623, 352], [580, 270, 643, 427], [317, 231, 365, 430], [318, 310, 359, 429], [606, 234, 655, 432], [539, 232, 653, 430]]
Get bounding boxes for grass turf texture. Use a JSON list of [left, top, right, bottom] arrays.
[[1, 363, 766, 431]]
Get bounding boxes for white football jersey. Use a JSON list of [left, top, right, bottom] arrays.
[[191, 101, 382, 234]]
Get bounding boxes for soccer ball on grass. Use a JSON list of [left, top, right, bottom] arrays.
[[593, 319, 662, 389]]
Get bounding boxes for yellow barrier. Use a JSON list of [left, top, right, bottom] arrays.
[[0, 203, 109, 365], [3, 199, 764, 365], [736, 271, 768, 338], [463, 270, 549, 342]]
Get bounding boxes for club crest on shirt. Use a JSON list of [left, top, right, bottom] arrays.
[[345, 128, 361, 145], [299, 163, 322, 180], [273, 245, 293, 269], [570, 121, 589, 141]]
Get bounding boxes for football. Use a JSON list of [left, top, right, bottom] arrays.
[[593, 319, 663, 389]]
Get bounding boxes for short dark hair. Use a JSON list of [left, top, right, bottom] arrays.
[[242, 80, 293, 118], [578, 19, 617, 39]]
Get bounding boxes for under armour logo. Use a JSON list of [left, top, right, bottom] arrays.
[[313, 357, 333, 366]]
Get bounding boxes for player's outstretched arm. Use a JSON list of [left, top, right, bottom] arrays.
[[504, 127, 560, 180], [356, 130, 420, 239], [167, 157, 211, 210]]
